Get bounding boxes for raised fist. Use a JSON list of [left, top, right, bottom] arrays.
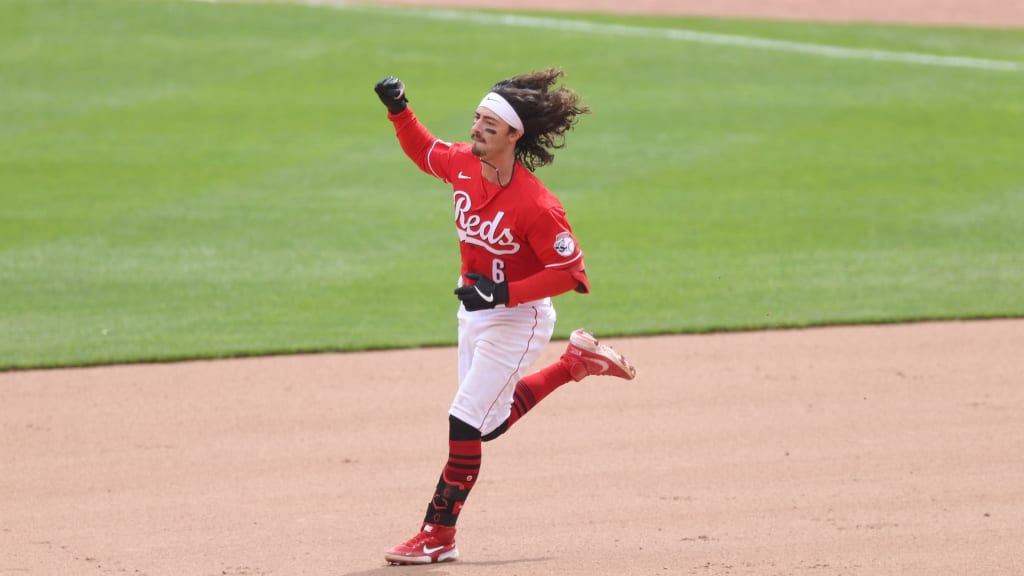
[[374, 76, 408, 114]]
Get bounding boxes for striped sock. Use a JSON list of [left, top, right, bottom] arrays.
[[425, 438, 481, 526], [508, 359, 574, 428]]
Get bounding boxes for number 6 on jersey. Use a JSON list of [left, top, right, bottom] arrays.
[[491, 259, 505, 283]]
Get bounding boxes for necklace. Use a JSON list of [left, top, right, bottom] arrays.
[[480, 159, 514, 188]]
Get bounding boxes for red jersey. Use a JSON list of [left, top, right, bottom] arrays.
[[390, 108, 586, 291]]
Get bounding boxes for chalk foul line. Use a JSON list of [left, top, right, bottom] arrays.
[[190, 0, 1024, 72]]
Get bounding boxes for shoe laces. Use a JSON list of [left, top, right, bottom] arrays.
[[401, 530, 432, 548], [402, 526, 448, 548]]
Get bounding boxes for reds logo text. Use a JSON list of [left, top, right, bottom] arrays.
[[453, 190, 521, 255]]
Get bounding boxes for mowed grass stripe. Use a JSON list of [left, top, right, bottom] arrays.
[[216, 1, 1024, 72], [2, 0, 1022, 369]]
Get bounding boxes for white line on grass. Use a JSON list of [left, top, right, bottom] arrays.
[[190, 0, 1024, 72]]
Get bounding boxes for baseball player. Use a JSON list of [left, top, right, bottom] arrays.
[[374, 68, 637, 565]]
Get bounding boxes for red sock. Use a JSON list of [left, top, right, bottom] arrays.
[[444, 439, 481, 490], [508, 359, 574, 427], [425, 438, 481, 526]]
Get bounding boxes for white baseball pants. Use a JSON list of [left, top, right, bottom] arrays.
[[449, 298, 556, 436]]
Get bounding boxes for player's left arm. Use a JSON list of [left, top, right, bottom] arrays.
[[506, 203, 590, 304], [515, 204, 591, 300], [453, 267, 583, 311], [453, 207, 589, 311], [508, 265, 587, 304]]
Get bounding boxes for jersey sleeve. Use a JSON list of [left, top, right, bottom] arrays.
[[388, 107, 454, 183], [526, 205, 584, 271], [517, 205, 590, 297], [507, 267, 583, 306]]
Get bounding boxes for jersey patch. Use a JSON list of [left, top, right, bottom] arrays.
[[553, 232, 576, 258]]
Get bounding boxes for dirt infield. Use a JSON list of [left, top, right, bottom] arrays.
[[3, 2, 1024, 575], [4, 321, 1024, 575]]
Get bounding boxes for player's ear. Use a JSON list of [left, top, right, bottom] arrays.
[[507, 127, 522, 144]]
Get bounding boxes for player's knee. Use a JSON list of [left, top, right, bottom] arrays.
[[449, 415, 482, 441], [480, 419, 509, 442]]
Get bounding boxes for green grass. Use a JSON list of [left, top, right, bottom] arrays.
[[2, 0, 1023, 369]]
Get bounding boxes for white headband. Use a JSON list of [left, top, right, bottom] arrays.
[[479, 92, 524, 133]]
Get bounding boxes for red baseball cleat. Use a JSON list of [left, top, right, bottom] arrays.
[[562, 329, 637, 382], [384, 523, 459, 565]]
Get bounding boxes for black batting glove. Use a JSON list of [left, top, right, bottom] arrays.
[[374, 76, 408, 114], [454, 273, 509, 311]]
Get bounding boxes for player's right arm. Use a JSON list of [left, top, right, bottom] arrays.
[[374, 76, 453, 183]]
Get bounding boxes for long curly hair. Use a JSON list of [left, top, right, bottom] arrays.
[[490, 68, 590, 172]]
